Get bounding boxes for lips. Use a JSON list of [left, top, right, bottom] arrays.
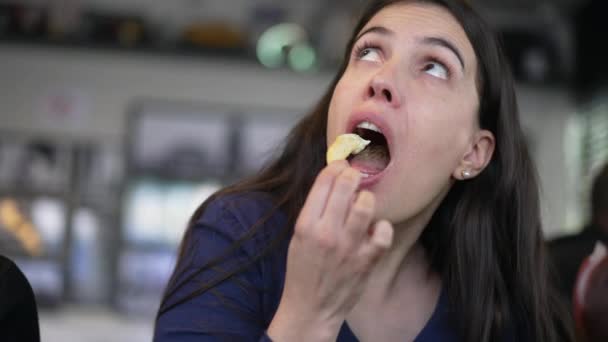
[[345, 113, 393, 182], [346, 113, 394, 157]]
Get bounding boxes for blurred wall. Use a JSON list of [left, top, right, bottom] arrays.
[[0, 44, 576, 237], [516, 85, 577, 237], [0, 44, 332, 140]]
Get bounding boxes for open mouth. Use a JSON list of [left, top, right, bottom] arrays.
[[348, 121, 391, 175]]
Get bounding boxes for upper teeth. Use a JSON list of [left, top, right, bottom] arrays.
[[357, 121, 382, 133]]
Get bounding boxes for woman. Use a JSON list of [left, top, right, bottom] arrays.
[[155, 0, 573, 341]]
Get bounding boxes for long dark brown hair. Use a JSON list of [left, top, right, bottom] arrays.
[[157, 1, 573, 341]]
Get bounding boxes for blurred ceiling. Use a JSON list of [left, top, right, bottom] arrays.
[[1, 0, 594, 82]]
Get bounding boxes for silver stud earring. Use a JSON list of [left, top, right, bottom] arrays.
[[462, 170, 472, 179]]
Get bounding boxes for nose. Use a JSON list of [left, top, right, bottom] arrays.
[[366, 68, 401, 108]]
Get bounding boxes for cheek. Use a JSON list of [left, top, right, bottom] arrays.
[[327, 80, 355, 141], [326, 93, 340, 144], [415, 98, 476, 157], [378, 108, 474, 221]]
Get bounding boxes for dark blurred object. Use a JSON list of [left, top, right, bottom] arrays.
[[83, 12, 149, 48], [0, 4, 17, 35], [0, 1, 82, 43], [0, 3, 46, 38], [550, 163, 608, 300], [573, 243, 608, 342], [19, 140, 70, 193], [550, 228, 607, 300], [0, 255, 40, 342], [574, 0, 608, 100], [500, 29, 562, 84], [129, 102, 235, 181], [472, 2, 574, 85], [46, 0, 83, 42], [0, 138, 70, 195]]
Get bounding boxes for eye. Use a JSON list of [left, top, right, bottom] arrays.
[[359, 47, 381, 62], [423, 61, 449, 80], [354, 43, 382, 62]]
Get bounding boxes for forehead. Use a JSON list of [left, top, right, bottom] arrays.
[[361, 2, 477, 71]]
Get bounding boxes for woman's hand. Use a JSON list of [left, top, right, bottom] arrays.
[[267, 161, 394, 342]]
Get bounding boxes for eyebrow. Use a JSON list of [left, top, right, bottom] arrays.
[[355, 26, 467, 71], [420, 36, 465, 70], [355, 26, 395, 42]]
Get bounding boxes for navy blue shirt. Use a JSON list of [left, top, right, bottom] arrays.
[[154, 192, 460, 341]]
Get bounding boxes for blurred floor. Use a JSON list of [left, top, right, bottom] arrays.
[[39, 307, 153, 342]]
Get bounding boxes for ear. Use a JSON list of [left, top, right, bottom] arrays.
[[453, 129, 495, 180]]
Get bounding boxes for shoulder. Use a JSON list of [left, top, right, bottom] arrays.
[[200, 191, 284, 228], [158, 192, 290, 330], [187, 191, 290, 260]]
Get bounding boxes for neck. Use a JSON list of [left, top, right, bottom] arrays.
[[364, 185, 450, 302], [366, 214, 439, 302]]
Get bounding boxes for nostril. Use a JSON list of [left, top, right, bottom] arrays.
[[368, 87, 375, 98], [383, 89, 392, 102]]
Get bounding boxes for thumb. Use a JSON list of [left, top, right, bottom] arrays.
[[360, 220, 393, 263], [371, 220, 394, 248]]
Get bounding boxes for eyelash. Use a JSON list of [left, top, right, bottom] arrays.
[[352, 40, 453, 79], [424, 57, 452, 78], [352, 40, 378, 60]]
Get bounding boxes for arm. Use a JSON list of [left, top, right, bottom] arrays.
[[156, 162, 394, 342]]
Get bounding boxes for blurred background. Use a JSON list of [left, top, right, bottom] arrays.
[[0, 0, 606, 341]]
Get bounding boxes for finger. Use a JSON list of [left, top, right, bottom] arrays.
[[322, 167, 361, 229], [297, 161, 349, 227], [359, 220, 394, 262], [343, 191, 375, 244], [371, 220, 394, 248]]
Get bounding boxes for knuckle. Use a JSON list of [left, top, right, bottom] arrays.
[[315, 232, 337, 250], [315, 167, 341, 189], [335, 170, 359, 190], [343, 168, 361, 182], [359, 191, 376, 210], [294, 216, 311, 233], [294, 222, 307, 236], [314, 172, 333, 189], [320, 161, 346, 179]]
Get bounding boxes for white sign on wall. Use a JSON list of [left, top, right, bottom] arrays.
[[37, 88, 92, 131]]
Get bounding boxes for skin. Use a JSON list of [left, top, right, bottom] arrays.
[[328, 2, 493, 227], [268, 3, 495, 341]]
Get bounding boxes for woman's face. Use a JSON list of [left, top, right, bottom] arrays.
[[327, 2, 493, 227]]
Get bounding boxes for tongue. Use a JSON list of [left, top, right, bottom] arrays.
[[349, 145, 390, 174]]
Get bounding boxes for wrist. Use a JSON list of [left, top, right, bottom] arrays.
[[267, 301, 343, 342]]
